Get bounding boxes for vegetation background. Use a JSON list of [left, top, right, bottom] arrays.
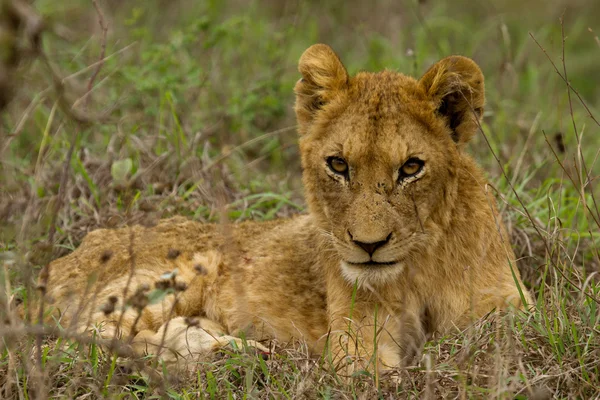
[[0, 0, 599, 398]]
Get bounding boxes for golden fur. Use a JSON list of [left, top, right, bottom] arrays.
[[40, 44, 531, 372]]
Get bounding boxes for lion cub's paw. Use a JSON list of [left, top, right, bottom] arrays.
[[132, 316, 268, 371]]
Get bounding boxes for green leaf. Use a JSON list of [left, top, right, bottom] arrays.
[[147, 288, 173, 305], [111, 158, 133, 184]]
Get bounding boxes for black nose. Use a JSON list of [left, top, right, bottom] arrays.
[[351, 233, 392, 257]]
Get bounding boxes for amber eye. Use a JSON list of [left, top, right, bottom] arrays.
[[327, 157, 349, 175], [399, 158, 424, 178]]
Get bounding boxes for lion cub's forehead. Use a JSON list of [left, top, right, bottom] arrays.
[[337, 113, 416, 164], [349, 70, 429, 111], [343, 71, 436, 134], [331, 71, 435, 163]]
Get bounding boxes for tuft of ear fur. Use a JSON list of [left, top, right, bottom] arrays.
[[294, 44, 349, 135], [419, 56, 485, 144]]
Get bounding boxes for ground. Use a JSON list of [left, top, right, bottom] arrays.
[[0, 0, 599, 398]]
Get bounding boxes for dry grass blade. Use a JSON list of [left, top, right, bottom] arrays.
[[528, 32, 600, 129], [85, 0, 108, 109]]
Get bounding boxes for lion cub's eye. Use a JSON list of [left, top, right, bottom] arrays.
[[327, 157, 349, 175], [399, 158, 424, 178]]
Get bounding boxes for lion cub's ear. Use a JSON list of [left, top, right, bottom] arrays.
[[294, 44, 349, 135], [419, 56, 485, 144]]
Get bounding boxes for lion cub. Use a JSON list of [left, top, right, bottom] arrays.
[[41, 44, 531, 373]]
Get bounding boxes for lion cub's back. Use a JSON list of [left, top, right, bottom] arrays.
[[44, 216, 287, 309]]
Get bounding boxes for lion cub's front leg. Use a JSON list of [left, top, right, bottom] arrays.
[[326, 286, 426, 379], [327, 313, 401, 378], [132, 317, 268, 370]]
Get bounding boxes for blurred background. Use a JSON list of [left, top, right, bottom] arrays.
[[1, 0, 599, 262]]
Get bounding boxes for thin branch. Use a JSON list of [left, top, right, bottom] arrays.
[[85, 0, 108, 109], [559, 15, 599, 226], [529, 31, 600, 129], [588, 27, 600, 49]]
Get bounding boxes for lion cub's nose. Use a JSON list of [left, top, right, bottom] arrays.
[[350, 232, 392, 257]]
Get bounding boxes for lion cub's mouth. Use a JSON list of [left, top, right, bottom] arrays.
[[345, 261, 399, 268], [340, 260, 405, 286]]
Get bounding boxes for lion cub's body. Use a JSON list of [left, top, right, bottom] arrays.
[[42, 44, 530, 372], [47, 216, 329, 348]]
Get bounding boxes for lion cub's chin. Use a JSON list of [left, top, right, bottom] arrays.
[[340, 261, 405, 288]]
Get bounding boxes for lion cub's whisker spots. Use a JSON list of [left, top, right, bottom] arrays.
[[194, 264, 207, 275], [184, 317, 200, 327], [100, 250, 113, 263], [174, 281, 187, 292], [100, 295, 118, 316], [166, 249, 181, 260]]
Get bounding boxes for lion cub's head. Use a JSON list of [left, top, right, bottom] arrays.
[[294, 44, 486, 286]]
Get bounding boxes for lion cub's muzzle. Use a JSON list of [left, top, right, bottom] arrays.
[[340, 229, 405, 286], [345, 230, 397, 265]]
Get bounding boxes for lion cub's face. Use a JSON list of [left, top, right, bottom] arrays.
[[295, 45, 485, 286]]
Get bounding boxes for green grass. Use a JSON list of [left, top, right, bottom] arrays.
[[1, 0, 599, 398]]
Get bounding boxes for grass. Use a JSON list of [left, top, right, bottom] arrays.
[[1, 0, 599, 398]]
